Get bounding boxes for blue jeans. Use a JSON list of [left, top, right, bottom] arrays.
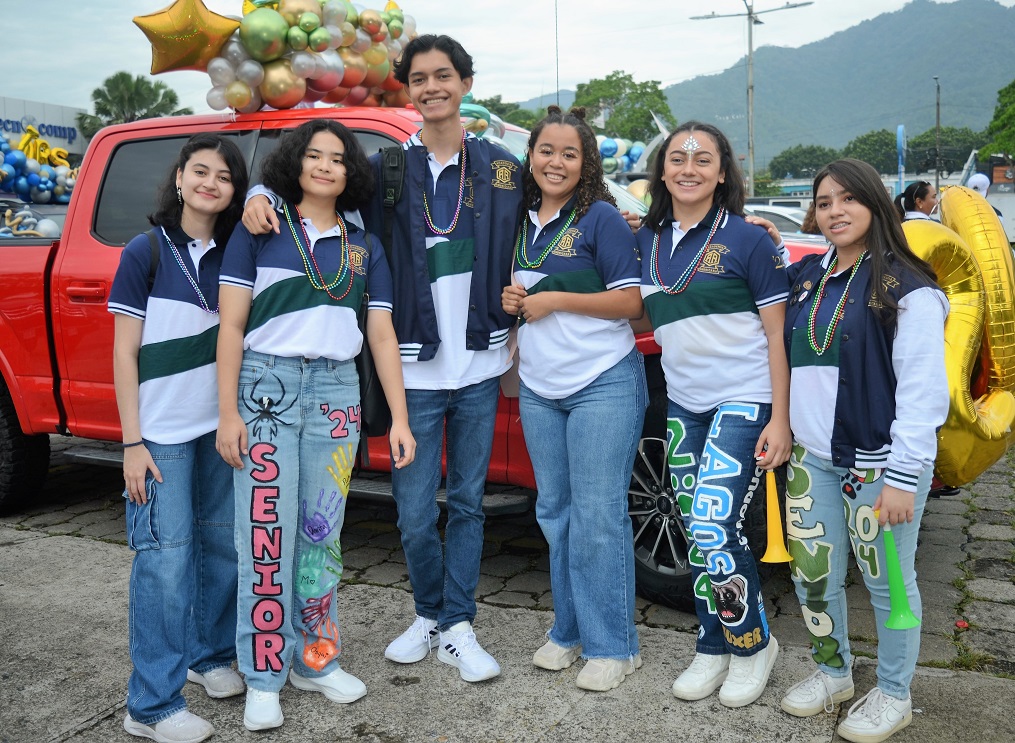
[[666, 399, 772, 657], [125, 431, 237, 725], [233, 351, 359, 692], [390, 376, 500, 629], [785, 443, 930, 698], [520, 349, 646, 659]]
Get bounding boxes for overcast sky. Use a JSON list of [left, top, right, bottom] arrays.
[[5, 0, 1012, 113]]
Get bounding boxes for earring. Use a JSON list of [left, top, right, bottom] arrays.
[[176, 186, 183, 205]]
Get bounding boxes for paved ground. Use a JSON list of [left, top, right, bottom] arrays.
[[1, 437, 1014, 742]]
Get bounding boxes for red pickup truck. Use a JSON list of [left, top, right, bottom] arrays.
[[0, 106, 816, 609]]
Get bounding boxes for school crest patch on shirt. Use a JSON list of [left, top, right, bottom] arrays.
[[551, 228, 583, 257], [350, 244, 368, 275], [491, 160, 518, 190], [697, 243, 730, 275]]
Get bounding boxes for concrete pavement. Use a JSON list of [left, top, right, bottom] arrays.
[[1, 438, 1014, 742]]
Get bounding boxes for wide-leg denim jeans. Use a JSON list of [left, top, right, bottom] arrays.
[[666, 399, 772, 657], [520, 349, 647, 659], [125, 431, 237, 725], [785, 443, 930, 698], [390, 376, 500, 629], [233, 351, 359, 693]]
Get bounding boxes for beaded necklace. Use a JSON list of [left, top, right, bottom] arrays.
[[806, 250, 866, 355], [283, 202, 354, 301], [648, 206, 725, 295], [514, 208, 578, 269], [421, 129, 468, 235], [162, 228, 217, 314]]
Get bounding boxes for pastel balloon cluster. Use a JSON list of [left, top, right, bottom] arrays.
[[0, 138, 75, 205], [205, 0, 418, 112], [597, 136, 646, 174]]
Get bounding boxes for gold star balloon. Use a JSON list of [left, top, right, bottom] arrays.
[[134, 0, 242, 74]]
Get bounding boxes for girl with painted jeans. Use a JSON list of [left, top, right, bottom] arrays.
[[635, 121, 791, 707], [779, 159, 948, 743], [111, 134, 249, 743], [216, 120, 415, 732], [501, 106, 646, 691]]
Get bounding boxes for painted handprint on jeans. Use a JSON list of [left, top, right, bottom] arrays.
[[296, 545, 340, 598], [302, 489, 343, 542], [326, 443, 355, 497]]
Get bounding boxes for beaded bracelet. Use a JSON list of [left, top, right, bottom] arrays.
[[122, 440, 144, 448]]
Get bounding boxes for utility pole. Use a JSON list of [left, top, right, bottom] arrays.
[[691, 1, 813, 196], [934, 76, 941, 191]]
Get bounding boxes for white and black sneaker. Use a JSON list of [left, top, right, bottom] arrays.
[[437, 621, 500, 682], [384, 615, 439, 663]]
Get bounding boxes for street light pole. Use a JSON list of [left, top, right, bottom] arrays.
[[934, 76, 941, 191], [691, 1, 813, 197]]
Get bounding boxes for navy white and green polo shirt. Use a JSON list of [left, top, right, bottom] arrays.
[[637, 206, 789, 413], [219, 210, 392, 362], [514, 198, 640, 399], [108, 226, 223, 445]]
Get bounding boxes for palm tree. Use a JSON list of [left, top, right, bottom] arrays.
[[76, 72, 194, 140]]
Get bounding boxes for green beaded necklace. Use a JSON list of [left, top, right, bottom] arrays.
[[806, 251, 866, 355]]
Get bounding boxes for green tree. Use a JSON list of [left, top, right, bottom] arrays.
[[768, 144, 840, 179], [980, 79, 1015, 156], [908, 126, 988, 174], [474, 95, 541, 131], [573, 71, 675, 143], [76, 72, 193, 140], [842, 129, 898, 175], [752, 171, 782, 197]]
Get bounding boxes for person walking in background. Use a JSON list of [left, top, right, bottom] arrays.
[[636, 121, 791, 708], [110, 133, 249, 743], [893, 180, 937, 222], [501, 106, 646, 691], [779, 159, 947, 743], [217, 119, 414, 731]]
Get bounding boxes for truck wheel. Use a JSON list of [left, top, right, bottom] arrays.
[[0, 383, 50, 512], [628, 388, 773, 612]]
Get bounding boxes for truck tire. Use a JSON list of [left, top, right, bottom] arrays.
[[0, 382, 50, 512], [628, 386, 772, 612]]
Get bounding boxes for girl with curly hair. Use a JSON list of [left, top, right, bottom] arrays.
[[216, 119, 415, 731], [636, 121, 790, 707], [501, 106, 646, 691]]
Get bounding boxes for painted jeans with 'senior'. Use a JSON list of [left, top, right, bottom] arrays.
[[786, 443, 930, 699], [666, 399, 772, 657], [233, 351, 360, 693]]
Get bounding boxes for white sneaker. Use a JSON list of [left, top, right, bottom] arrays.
[[836, 687, 912, 743], [289, 666, 367, 703], [187, 667, 245, 698], [781, 667, 855, 717], [533, 639, 582, 671], [243, 688, 283, 732], [124, 710, 213, 743], [575, 655, 642, 691], [718, 635, 779, 708], [437, 621, 500, 682], [385, 615, 439, 663], [671, 653, 731, 701]]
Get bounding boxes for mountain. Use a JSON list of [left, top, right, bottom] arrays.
[[514, 0, 1014, 168]]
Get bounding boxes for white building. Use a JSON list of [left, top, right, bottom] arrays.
[[1, 97, 87, 163]]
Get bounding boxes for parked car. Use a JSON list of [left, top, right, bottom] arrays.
[[0, 106, 820, 610]]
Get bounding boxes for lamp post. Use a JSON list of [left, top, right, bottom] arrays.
[[691, 1, 813, 196], [934, 76, 941, 191]]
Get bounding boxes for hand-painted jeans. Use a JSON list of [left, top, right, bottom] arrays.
[[233, 351, 360, 693], [666, 399, 772, 657], [125, 431, 237, 725], [520, 348, 647, 659], [785, 443, 930, 699], [390, 376, 500, 630]]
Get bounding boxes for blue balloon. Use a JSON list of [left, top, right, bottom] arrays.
[[619, 155, 631, 171], [0, 140, 9, 153], [600, 138, 618, 157], [628, 144, 644, 161], [40, 165, 56, 181], [13, 176, 30, 195], [5, 150, 26, 170], [0, 163, 14, 183], [26, 172, 41, 187]]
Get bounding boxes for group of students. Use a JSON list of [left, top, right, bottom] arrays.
[[108, 32, 948, 743]]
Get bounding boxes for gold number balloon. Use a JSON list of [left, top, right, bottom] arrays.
[[904, 187, 1015, 486]]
